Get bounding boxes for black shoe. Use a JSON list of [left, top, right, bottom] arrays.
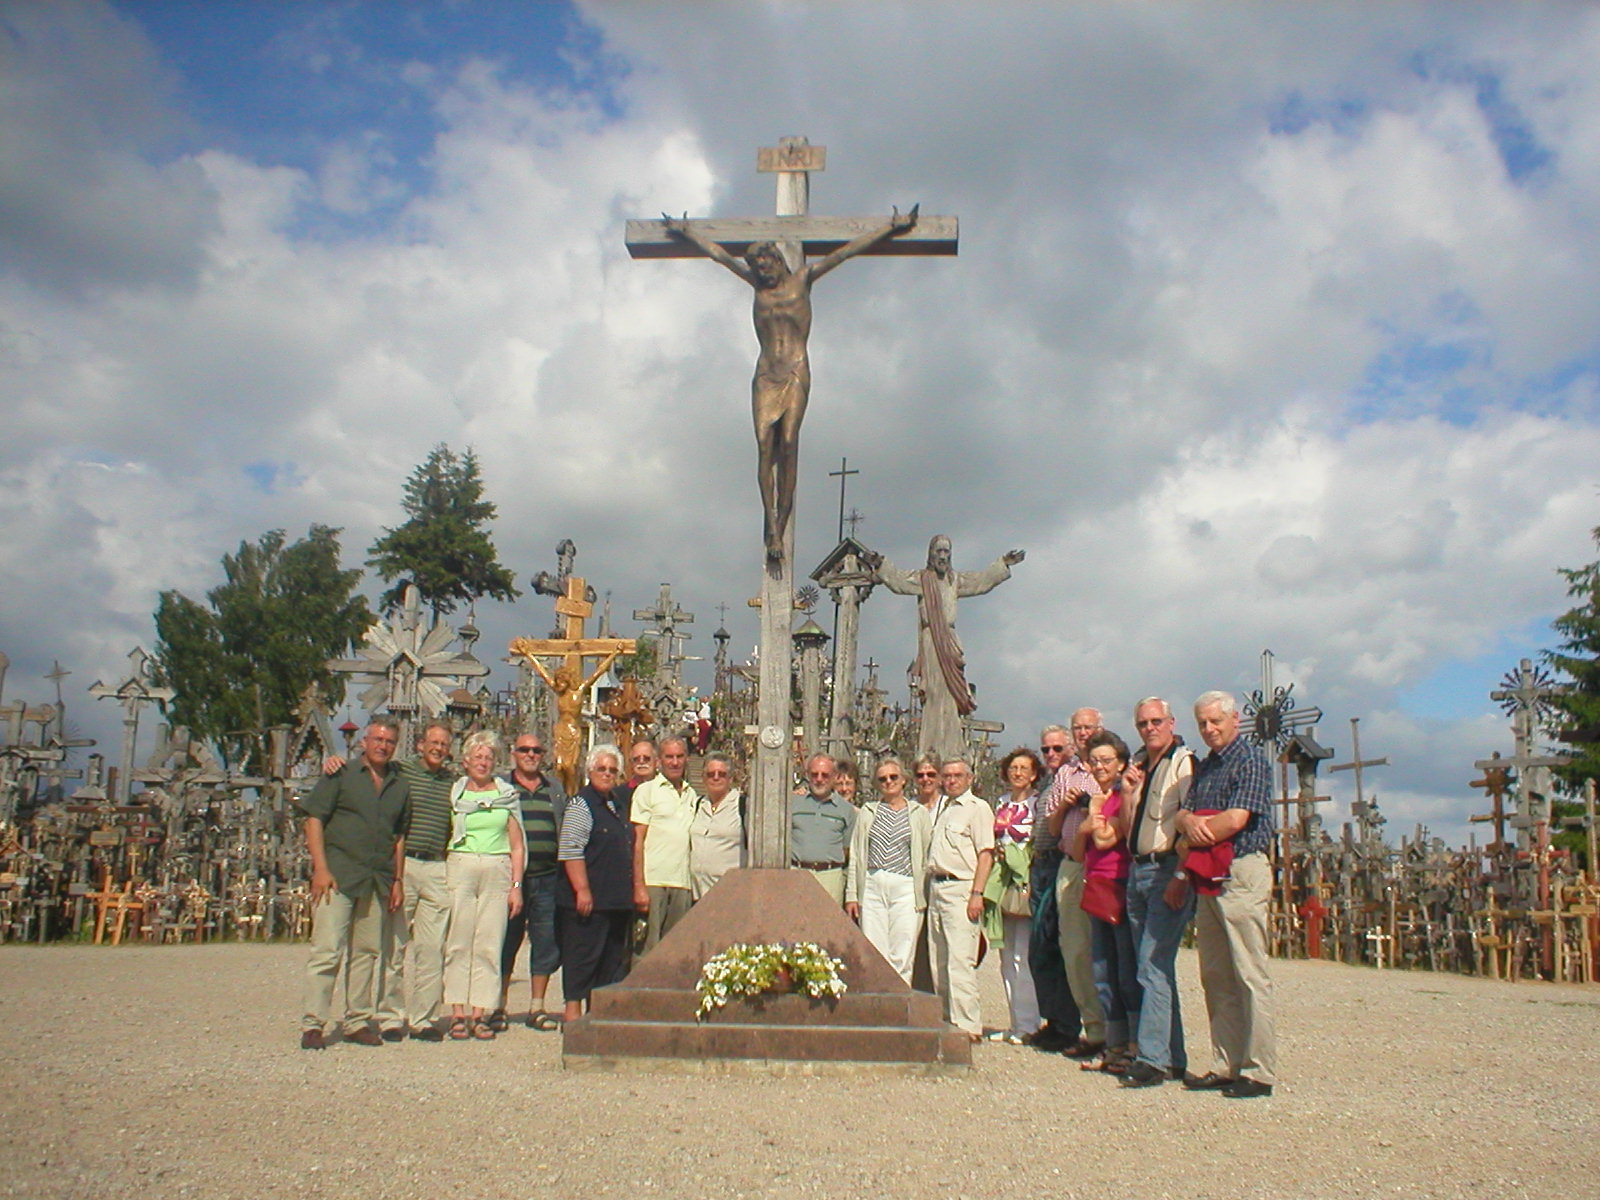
[[1182, 1071, 1236, 1090], [1026, 1025, 1070, 1052], [1120, 1060, 1166, 1088], [486, 1008, 510, 1033], [1222, 1078, 1273, 1099], [345, 1027, 384, 1047], [409, 1027, 444, 1042], [1062, 1038, 1105, 1060], [300, 1029, 326, 1051], [381, 1027, 405, 1043]]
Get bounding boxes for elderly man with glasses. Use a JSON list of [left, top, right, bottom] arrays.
[[492, 730, 568, 1032], [689, 756, 745, 899], [790, 754, 857, 905], [1042, 708, 1109, 1058], [1025, 724, 1080, 1051]]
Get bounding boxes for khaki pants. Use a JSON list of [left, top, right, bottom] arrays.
[[377, 856, 450, 1030], [444, 853, 512, 1011], [643, 885, 693, 952], [807, 867, 846, 906], [1195, 851, 1278, 1085], [301, 886, 389, 1033], [928, 878, 983, 1035], [1055, 857, 1106, 1043]]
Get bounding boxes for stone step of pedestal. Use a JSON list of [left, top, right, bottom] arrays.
[[589, 986, 945, 1028], [564, 1016, 970, 1065], [561, 869, 972, 1074]]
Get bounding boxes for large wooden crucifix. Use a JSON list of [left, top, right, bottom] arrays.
[[507, 575, 636, 795], [626, 136, 958, 866]]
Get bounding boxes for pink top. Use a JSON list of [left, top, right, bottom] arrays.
[[1082, 789, 1130, 881]]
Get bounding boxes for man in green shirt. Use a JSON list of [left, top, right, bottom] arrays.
[[298, 717, 410, 1049]]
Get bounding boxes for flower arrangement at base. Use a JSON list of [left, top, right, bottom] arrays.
[[695, 941, 848, 1020]]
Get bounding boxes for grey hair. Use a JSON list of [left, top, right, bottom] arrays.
[[1133, 697, 1173, 719], [587, 743, 623, 775], [1193, 691, 1238, 717], [659, 736, 689, 755], [806, 754, 836, 773], [1040, 723, 1070, 740]]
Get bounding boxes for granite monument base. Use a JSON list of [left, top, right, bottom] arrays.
[[561, 868, 971, 1075]]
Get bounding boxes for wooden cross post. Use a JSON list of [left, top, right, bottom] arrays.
[[626, 137, 958, 867]]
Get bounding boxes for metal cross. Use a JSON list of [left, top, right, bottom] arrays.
[[1242, 649, 1323, 751], [828, 457, 859, 543]]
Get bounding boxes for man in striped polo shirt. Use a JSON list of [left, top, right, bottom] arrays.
[[495, 730, 567, 1030], [376, 721, 456, 1041]]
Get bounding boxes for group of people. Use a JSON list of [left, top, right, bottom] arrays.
[[295, 691, 1277, 1098]]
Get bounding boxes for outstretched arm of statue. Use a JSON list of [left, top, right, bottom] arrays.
[[525, 656, 556, 690], [868, 553, 920, 596], [808, 204, 918, 284], [582, 649, 624, 692], [661, 213, 755, 283]]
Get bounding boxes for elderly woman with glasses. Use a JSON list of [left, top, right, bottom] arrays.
[[1073, 729, 1140, 1075], [984, 746, 1045, 1043], [689, 756, 744, 899], [555, 744, 635, 1023], [844, 758, 931, 983]]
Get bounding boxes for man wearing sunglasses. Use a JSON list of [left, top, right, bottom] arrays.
[[1025, 724, 1080, 1052], [1043, 708, 1109, 1058], [494, 731, 567, 1032]]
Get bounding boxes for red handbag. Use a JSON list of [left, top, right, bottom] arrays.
[[1080, 874, 1126, 924]]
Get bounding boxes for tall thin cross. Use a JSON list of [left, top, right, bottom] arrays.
[[633, 583, 695, 694], [625, 137, 958, 867], [88, 647, 175, 805], [1488, 658, 1569, 849], [829, 457, 859, 543], [1330, 717, 1388, 812], [844, 508, 865, 538]]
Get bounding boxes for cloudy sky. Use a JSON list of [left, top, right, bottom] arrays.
[[4, 1, 1598, 844]]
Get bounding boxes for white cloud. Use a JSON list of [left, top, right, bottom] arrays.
[[1, 2, 1597, 848]]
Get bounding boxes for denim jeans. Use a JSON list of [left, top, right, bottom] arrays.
[[1027, 851, 1080, 1035], [501, 871, 561, 979], [1091, 910, 1140, 1047], [1125, 856, 1195, 1073]]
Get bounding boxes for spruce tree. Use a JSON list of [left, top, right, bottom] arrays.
[[366, 444, 520, 615], [1542, 523, 1600, 865]]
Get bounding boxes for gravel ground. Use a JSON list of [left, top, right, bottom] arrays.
[[1, 942, 1596, 1200]]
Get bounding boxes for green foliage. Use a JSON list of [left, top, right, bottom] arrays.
[[366, 444, 520, 615], [154, 526, 373, 768], [1542, 522, 1600, 865]]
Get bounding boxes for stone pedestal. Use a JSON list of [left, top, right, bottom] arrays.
[[562, 869, 971, 1075]]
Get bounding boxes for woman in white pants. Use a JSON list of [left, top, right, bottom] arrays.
[[988, 747, 1044, 1043], [444, 731, 524, 1040], [844, 759, 930, 983]]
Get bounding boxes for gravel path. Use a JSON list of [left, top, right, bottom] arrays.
[[1, 943, 1596, 1200]]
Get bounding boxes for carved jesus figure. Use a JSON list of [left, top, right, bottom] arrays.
[[662, 207, 918, 563], [517, 648, 624, 796], [866, 536, 1024, 764]]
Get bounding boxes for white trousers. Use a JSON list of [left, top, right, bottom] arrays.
[[443, 853, 512, 1011], [1000, 914, 1041, 1036], [860, 869, 919, 983], [928, 878, 983, 1035]]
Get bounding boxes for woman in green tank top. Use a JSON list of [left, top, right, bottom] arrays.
[[444, 731, 525, 1039]]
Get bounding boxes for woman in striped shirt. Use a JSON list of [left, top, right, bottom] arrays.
[[844, 759, 931, 984]]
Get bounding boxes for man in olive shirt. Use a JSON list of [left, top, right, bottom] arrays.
[[298, 717, 410, 1049], [790, 755, 856, 905], [377, 721, 455, 1041]]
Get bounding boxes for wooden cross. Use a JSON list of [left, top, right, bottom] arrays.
[[632, 582, 695, 691], [1330, 716, 1388, 812], [88, 647, 175, 805], [509, 575, 636, 680], [1469, 751, 1513, 851]]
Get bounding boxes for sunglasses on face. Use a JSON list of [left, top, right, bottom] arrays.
[[876, 772, 901, 782], [514, 746, 545, 754], [704, 769, 730, 778]]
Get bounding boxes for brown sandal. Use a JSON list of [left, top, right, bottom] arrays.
[[471, 1020, 496, 1040]]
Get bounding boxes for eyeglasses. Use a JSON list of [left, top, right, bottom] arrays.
[[876, 772, 901, 783], [1135, 717, 1169, 729], [1041, 745, 1068, 755], [704, 769, 730, 778], [592, 765, 619, 775], [914, 770, 938, 778], [514, 746, 545, 754]]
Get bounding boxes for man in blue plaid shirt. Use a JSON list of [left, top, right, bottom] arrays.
[[1176, 691, 1278, 1099]]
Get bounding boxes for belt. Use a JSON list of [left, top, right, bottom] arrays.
[[407, 850, 444, 862], [928, 873, 970, 884], [1132, 851, 1178, 865], [793, 860, 845, 871]]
